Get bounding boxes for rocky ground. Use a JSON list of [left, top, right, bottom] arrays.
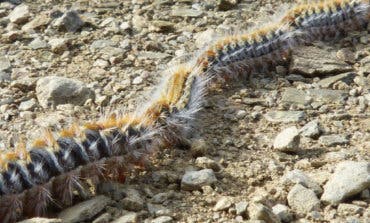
[[0, 0, 369, 223]]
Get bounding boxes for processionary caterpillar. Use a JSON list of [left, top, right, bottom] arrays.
[[0, 0, 369, 222]]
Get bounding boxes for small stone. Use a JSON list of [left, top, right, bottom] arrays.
[[132, 76, 143, 85], [93, 59, 109, 68], [49, 38, 69, 53], [273, 126, 300, 152], [8, 4, 30, 24], [111, 212, 138, 223], [18, 218, 62, 223], [236, 110, 247, 119], [58, 195, 112, 223], [22, 13, 50, 32], [337, 204, 364, 216], [282, 170, 322, 195], [235, 201, 248, 216], [92, 213, 111, 223], [300, 120, 321, 138], [195, 157, 220, 171], [318, 72, 355, 88], [321, 161, 370, 204], [147, 203, 171, 216], [213, 196, 233, 211], [319, 134, 349, 147], [264, 111, 305, 123], [19, 98, 37, 111], [181, 169, 217, 191], [29, 37, 49, 50], [36, 76, 95, 108], [149, 20, 174, 33], [151, 216, 173, 223], [247, 203, 281, 223], [272, 204, 292, 223], [54, 10, 84, 32], [287, 184, 320, 215], [121, 188, 145, 211], [171, 8, 203, 18], [0, 56, 11, 71], [152, 192, 172, 204], [90, 40, 115, 51], [0, 71, 11, 83]]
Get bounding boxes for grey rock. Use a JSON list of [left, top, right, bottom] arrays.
[[151, 216, 173, 223], [282, 170, 322, 195], [111, 212, 138, 223], [19, 98, 37, 111], [213, 196, 233, 211], [307, 89, 347, 104], [195, 157, 220, 171], [319, 134, 349, 147], [54, 10, 84, 32], [264, 111, 305, 123], [147, 203, 171, 217], [36, 76, 95, 108], [90, 40, 115, 51], [8, 4, 30, 24], [0, 56, 11, 71], [29, 37, 49, 49], [18, 218, 61, 223], [281, 88, 309, 105], [58, 195, 112, 223], [171, 8, 203, 18], [300, 120, 321, 138], [152, 192, 172, 204], [181, 169, 217, 191], [321, 161, 370, 204], [132, 76, 143, 85], [318, 72, 355, 88], [337, 203, 364, 216], [287, 184, 320, 215], [235, 201, 248, 216], [290, 46, 352, 77], [0, 71, 11, 83], [97, 182, 126, 201], [248, 203, 281, 223], [272, 204, 292, 223], [121, 188, 145, 211], [273, 126, 300, 152], [92, 213, 111, 223]]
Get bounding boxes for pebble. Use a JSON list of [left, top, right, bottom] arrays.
[[273, 126, 300, 152], [22, 13, 50, 32], [272, 204, 292, 223], [8, 4, 30, 24], [53, 10, 84, 32], [111, 212, 138, 223], [90, 39, 115, 51], [29, 37, 49, 49], [247, 203, 281, 223], [58, 195, 112, 223], [213, 196, 233, 211], [49, 38, 69, 53], [321, 161, 370, 204], [18, 98, 37, 111], [147, 203, 171, 216], [151, 216, 173, 223], [236, 110, 247, 119], [287, 184, 320, 215], [318, 72, 355, 88], [299, 120, 321, 138], [121, 188, 145, 211], [235, 201, 248, 216], [132, 76, 143, 85], [264, 111, 305, 123], [0, 71, 11, 83], [17, 218, 61, 223], [0, 56, 11, 71], [290, 46, 352, 77], [282, 169, 322, 195], [195, 156, 220, 171], [171, 8, 203, 18], [319, 134, 349, 147], [36, 76, 95, 108], [181, 169, 217, 191], [337, 203, 364, 216]]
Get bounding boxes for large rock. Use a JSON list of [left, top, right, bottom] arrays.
[[181, 169, 217, 191], [290, 46, 352, 77], [321, 161, 370, 204], [36, 76, 95, 108]]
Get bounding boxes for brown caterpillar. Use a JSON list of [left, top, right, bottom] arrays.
[[0, 0, 368, 222]]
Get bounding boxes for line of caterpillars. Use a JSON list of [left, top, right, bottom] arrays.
[[0, 0, 369, 222]]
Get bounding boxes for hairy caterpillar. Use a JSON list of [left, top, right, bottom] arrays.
[[0, 0, 368, 222]]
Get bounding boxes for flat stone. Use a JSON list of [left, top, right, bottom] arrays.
[[58, 195, 112, 223], [337, 204, 364, 216], [181, 169, 217, 191], [19, 98, 37, 111], [264, 111, 305, 123], [22, 13, 51, 32], [282, 170, 322, 195], [247, 203, 281, 223], [18, 218, 61, 223], [307, 89, 347, 104], [171, 8, 203, 18], [273, 126, 300, 152], [300, 120, 321, 138], [8, 4, 30, 24], [151, 216, 173, 223], [111, 212, 138, 223], [281, 88, 309, 105], [287, 184, 320, 215], [29, 37, 49, 50], [272, 204, 292, 223], [36, 76, 95, 108], [290, 46, 352, 77], [147, 203, 171, 217], [321, 161, 370, 204], [318, 72, 355, 88], [90, 39, 115, 51], [213, 196, 233, 211], [319, 134, 349, 147]]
